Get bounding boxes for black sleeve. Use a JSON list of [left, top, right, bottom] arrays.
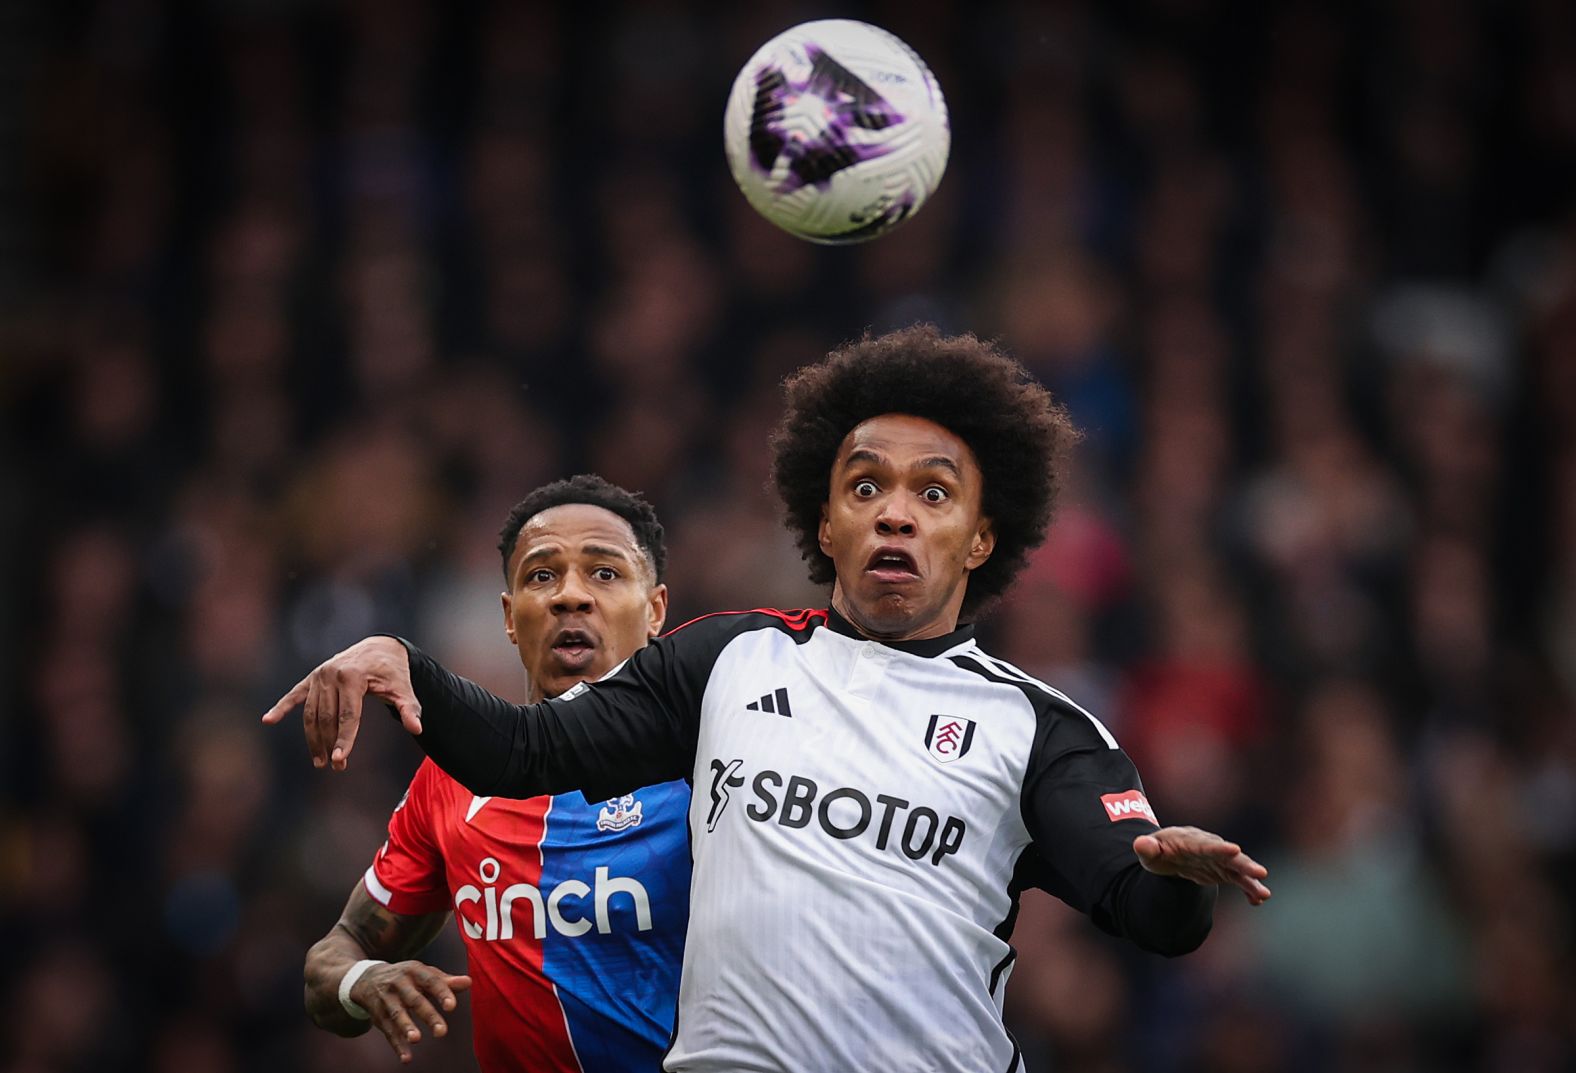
[[1019, 704, 1215, 956], [394, 617, 736, 801], [1095, 862, 1215, 957]]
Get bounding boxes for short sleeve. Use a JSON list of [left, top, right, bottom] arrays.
[[365, 759, 452, 916]]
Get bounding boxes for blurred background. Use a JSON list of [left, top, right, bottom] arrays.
[[2, 0, 1574, 1070]]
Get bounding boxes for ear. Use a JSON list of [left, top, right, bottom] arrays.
[[965, 519, 996, 572], [501, 591, 518, 646], [817, 503, 832, 558], [646, 583, 670, 638]]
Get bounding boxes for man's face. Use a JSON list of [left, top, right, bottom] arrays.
[[818, 413, 996, 641], [502, 503, 668, 701]]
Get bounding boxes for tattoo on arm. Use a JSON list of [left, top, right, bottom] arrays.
[[338, 884, 449, 961], [304, 883, 450, 1034]]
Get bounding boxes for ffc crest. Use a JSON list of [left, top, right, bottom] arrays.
[[925, 714, 976, 763]]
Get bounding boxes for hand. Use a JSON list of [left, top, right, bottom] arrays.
[[1134, 825, 1272, 906], [350, 960, 472, 1064], [261, 637, 424, 770]]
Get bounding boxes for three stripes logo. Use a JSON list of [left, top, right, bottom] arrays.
[[924, 715, 976, 764], [746, 687, 794, 718]]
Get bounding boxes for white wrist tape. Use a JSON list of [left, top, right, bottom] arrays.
[[338, 959, 386, 1020]]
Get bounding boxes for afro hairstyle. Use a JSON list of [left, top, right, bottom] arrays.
[[768, 324, 1077, 617]]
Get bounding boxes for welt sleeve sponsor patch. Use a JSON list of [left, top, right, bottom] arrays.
[[1099, 790, 1158, 824]]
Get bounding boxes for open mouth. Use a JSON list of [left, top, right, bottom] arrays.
[[865, 546, 919, 582], [550, 628, 598, 665]]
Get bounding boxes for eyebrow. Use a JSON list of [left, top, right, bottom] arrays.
[[519, 545, 563, 566], [520, 542, 637, 565], [845, 447, 962, 479], [916, 455, 962, 478]]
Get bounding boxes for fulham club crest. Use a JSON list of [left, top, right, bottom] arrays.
[[925, 715, 976, 763]]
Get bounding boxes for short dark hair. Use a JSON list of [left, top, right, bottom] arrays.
[[768, 325, 1077, 617], [498, 474, 667, 583]]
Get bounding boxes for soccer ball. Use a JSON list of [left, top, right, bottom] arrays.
[[723, 19, 950, 245]]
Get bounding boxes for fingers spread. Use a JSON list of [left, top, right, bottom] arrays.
[[417, 969, 463, 1013], [394, 975, 444, 1037], [374, 1007, 415, 1063], [379, 991, 422, 1045]]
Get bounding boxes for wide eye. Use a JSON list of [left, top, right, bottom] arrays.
[[527, 568, 555, 584], [921, 486, 949, 504], [854, 479, 878, 498], [592, 566, 620, 582]]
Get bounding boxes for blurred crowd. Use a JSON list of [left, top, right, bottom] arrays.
[[3, 1, 1575, 1071]]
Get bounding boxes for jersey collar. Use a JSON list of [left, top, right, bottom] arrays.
[[824, 606, 975, 658]]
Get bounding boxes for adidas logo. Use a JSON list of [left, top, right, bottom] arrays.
[[746, 687, 793, 718]]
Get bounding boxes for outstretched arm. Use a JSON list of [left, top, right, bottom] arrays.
[[305, 884, 471, 1064], [1133, 825, 1271, 905], [263, 632, 704, 799], [262, 637, 423, 771], [1021, 729, 1269, 956]]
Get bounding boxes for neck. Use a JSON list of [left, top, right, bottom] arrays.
[[830, 586, 964, 641]]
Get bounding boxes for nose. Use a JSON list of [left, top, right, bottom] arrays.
[[875, 496, 916, 537], [552, 571, 594, 614]]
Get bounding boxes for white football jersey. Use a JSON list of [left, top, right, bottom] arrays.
[[406, 609, 1168, 1073]]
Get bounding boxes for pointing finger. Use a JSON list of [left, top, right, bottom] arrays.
[[261, 676, 309, 725]]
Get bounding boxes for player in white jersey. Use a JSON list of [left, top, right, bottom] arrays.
[[268, 325, 1270, 1072]]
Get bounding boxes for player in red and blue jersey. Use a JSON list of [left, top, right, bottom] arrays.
[[300, 475, 690, 1071]]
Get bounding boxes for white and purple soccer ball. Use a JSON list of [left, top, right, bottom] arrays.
[[723, 19, 950, 244]]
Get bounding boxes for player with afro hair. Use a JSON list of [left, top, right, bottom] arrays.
[[769, 323, 1078, 617]]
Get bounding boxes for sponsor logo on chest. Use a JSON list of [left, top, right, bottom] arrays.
[[453, 855, 653, 942], [704, 758, 968, 866]]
